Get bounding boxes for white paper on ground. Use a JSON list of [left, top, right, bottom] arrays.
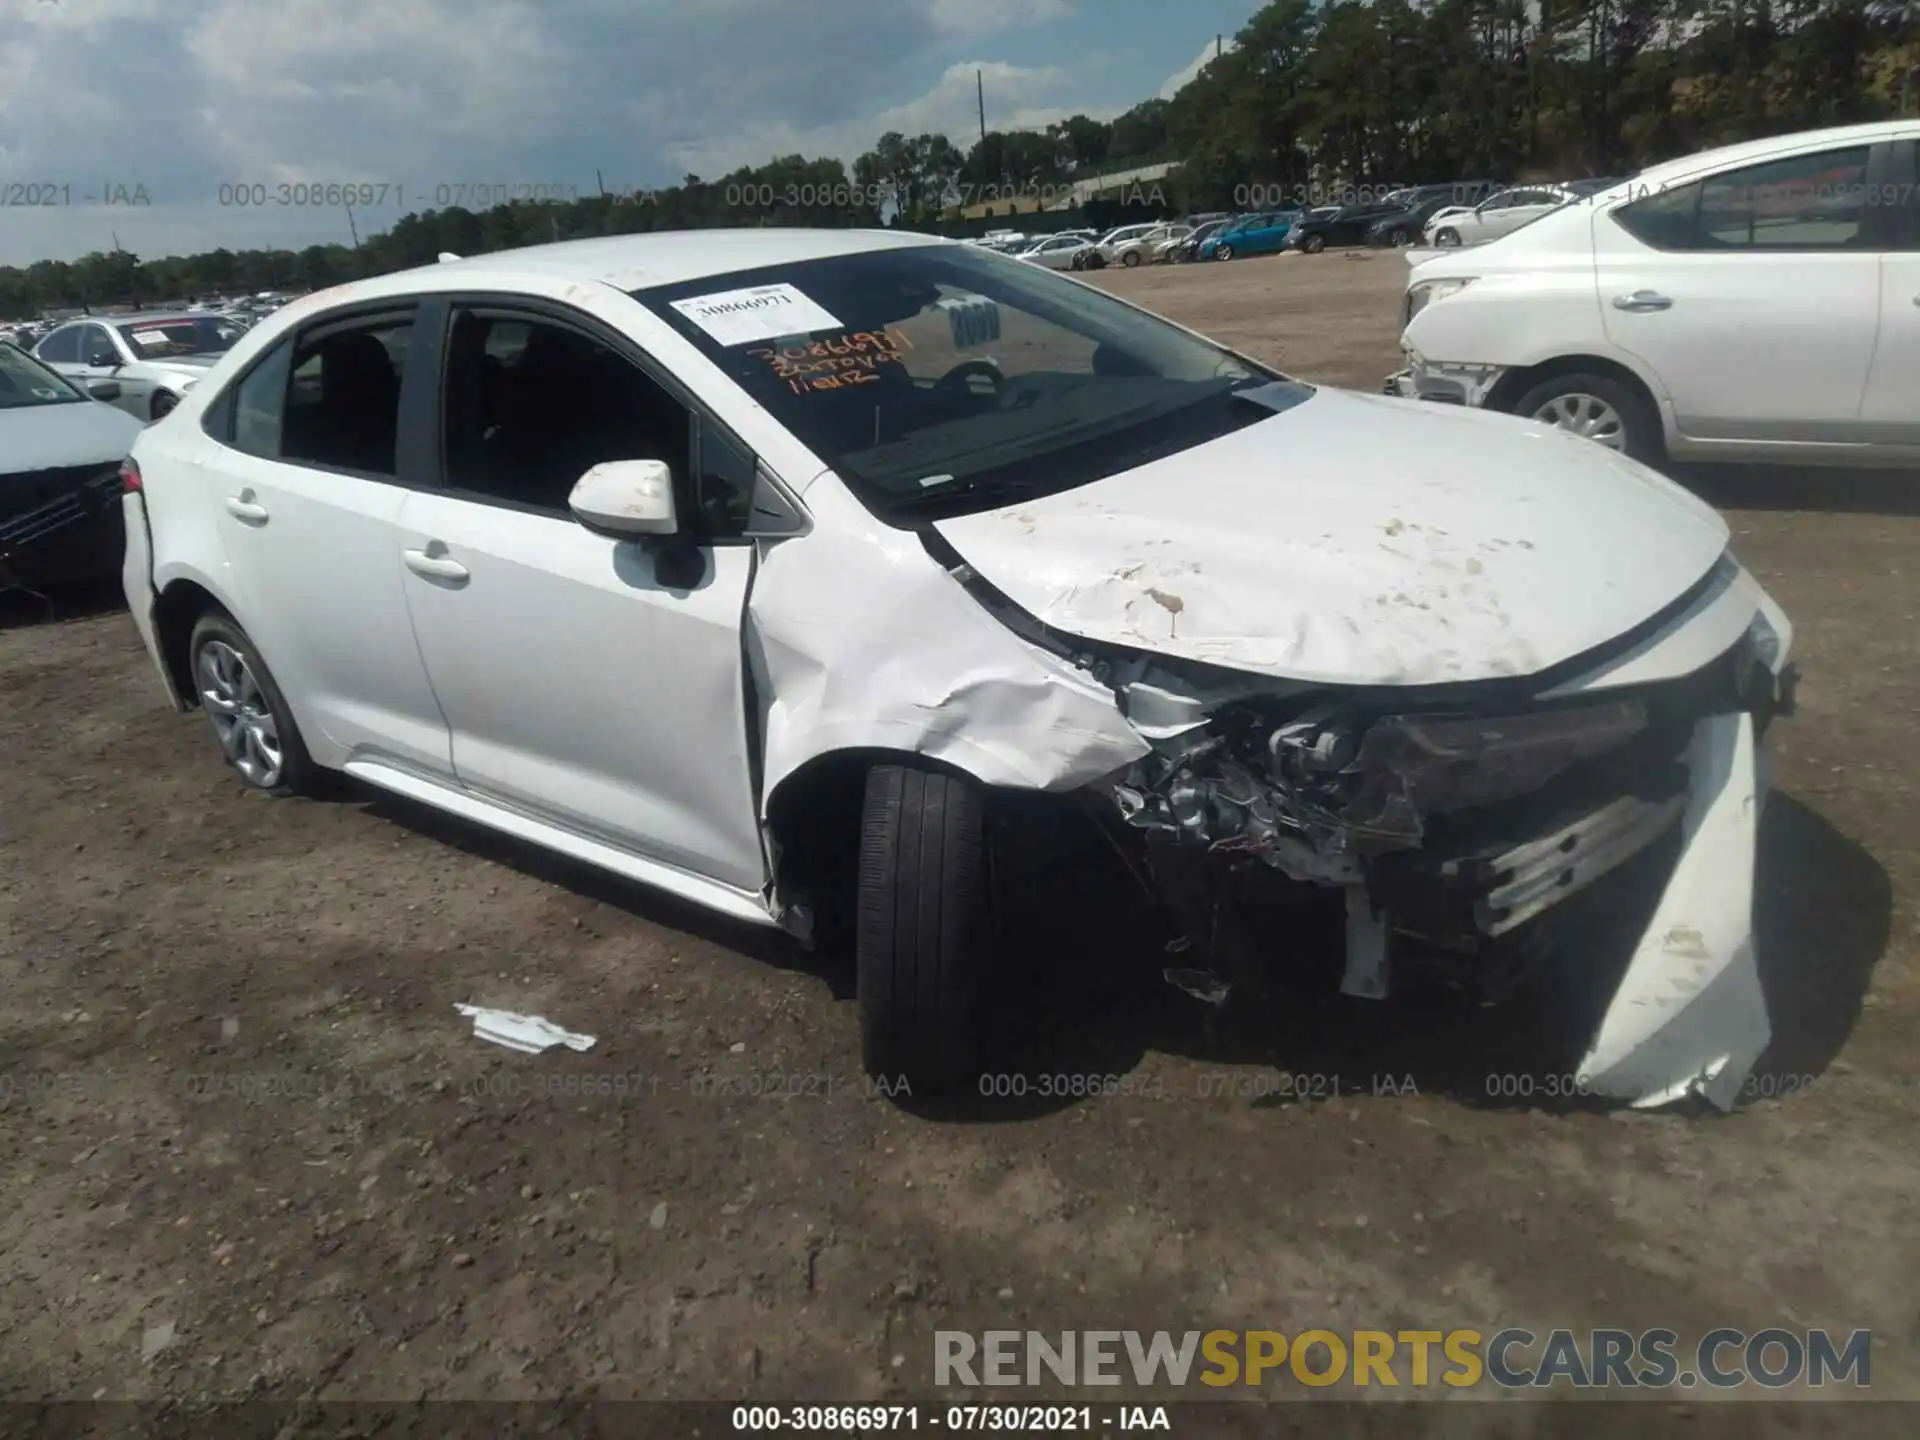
[[669, 282, 844, 347], [454, 1003, 597, 1054]]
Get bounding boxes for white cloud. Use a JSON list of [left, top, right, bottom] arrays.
[[1159, 34, 1235, 101]]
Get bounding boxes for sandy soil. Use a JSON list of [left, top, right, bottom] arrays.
[[2, 248, 1916, 1429]]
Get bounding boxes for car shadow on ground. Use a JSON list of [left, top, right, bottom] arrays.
[[327, 768, 1887, 1125], [918, 790, 1890, 1123], [1673, 462, 1920, 517]]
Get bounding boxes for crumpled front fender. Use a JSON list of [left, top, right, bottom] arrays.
[[748, 491, 1151, 812]]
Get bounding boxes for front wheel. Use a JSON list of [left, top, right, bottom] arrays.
[[188, 612, 321, 795], [1121, 250, 1142, 267], [1434, 227, 1461, 247], [856, 764, 989, 1094], [1388, 228, 1410, 247], [1512, 372, 1664, 465], [1214, 244, 1234, 261], [1301, 233, 1325, 254]]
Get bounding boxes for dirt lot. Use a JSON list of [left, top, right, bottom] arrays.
[[2, 250, 1917, 1428]]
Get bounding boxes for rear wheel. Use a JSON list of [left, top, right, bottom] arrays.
[[1512, 372, 1663, 465], [149, 389, 179, 421], [1388, 227, 1411, 247], [188, 612, 320, 795], [856, 764, 989, 1094], [1215, 244, 1234, 261], [1122, 250, 1142, 268]]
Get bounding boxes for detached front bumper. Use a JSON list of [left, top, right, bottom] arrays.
[[1382, 353, 1506, 407]]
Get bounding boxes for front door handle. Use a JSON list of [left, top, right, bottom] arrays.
[[403, 547, 470, 584], [1612, 290, 1672, 312], [224, 496, 269, 524]]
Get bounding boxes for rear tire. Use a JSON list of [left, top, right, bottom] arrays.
[[1388, 227, 1410, 247], [150, 390, 179, 421], [1122, 250, 1142, 267], [856, 764, 989, 1094], [187, 612, 321, 796]]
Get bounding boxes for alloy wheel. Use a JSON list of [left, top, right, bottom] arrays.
[[197, 639, 285, 787]]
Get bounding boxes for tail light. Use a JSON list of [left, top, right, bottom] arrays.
[[120, 458, 142, 493]]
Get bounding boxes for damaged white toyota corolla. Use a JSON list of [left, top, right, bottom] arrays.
[[121, 229, 1796, 1107]]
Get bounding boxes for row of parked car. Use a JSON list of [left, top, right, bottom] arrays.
[[962, 177, 1632, 276]]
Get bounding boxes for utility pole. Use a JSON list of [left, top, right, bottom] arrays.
[[1216, 33, 1222, 59], [345, 205, 361, 249], [596, 168, 607, 197], [977, 69, 986, 144]]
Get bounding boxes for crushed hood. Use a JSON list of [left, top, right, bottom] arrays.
[[931, 388, 1729, 687]]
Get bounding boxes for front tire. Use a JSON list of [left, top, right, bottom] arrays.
[[1215, 244, 1234, 261], [1301, 232, 1326, 254], [1434, 227, 1461, 247], [188, 612, 320, 795], [1121, 250, 1142, 267], [1512, 372, 1664, 465], [1388, 227, 1410, 247], [856, 764, 989, 1094]]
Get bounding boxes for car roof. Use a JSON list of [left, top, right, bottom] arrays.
[[354, 228, 955, 302], [1625, 119, 1920, 190]]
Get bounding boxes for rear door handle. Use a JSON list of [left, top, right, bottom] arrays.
[[403, 547, 470, 584], [1612, 290, 1672, 312], [224, 496, 269, 524]]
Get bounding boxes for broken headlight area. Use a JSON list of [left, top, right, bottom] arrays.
[[1099, 672, 1742, 1006]]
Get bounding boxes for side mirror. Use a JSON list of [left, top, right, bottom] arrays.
[[569, 459, 678, 539], [87, 380, 122, 400], [88, 349, 119, 369]]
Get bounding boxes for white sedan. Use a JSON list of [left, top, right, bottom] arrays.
[[1394, 118, 1919, 467], [1019, 234, 1091, 269], [122, 227, 1796, 1106], [1424, 186, 1584, 247], [35, 312, 245, 422]]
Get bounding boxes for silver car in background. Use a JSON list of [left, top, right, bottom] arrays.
[[33, 312, 246, 423]]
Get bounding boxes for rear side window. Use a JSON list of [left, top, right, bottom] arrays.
[[231, 340, 294, 458], [36, 326, 81, 364], [280, 316, 413, 476], [1616, 145, 1872, 251]]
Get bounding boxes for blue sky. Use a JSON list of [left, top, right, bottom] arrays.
[[0, 0, 1263, 266]]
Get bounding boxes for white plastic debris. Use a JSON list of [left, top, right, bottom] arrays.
[[454, 1004, 596, 1055], [140, 1320, 176, 1363]]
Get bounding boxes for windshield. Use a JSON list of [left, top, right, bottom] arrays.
[[0, 341, 86, 409], [637, 242, 1305, 521], [117, 316, 242, 358]]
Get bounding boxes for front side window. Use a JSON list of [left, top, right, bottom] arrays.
[[80, 325, 119, 366], [281, 316, 412, 476], [36, 325, 83, 365], [117, 315, 241, 359], [0, 341, 85, 408], [441, 310, 692, 514], [637, 242, 1301, 522]]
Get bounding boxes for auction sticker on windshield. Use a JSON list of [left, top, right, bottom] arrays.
[[131, 330, 171, 348], [669, 282, 843, 346]]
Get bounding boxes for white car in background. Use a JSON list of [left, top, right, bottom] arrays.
[[122, 227, 1795, 1108], [35, 312, 246, 422], [1424, 185, 1585, 247], [1104, 223, 1191, 268], [1087, 223, 1162, 266], [1020, 234, 1090, 269], [1391, 119, 1920, 466]]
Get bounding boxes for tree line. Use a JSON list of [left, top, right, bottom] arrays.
[[2, 0, 1913, 319]]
